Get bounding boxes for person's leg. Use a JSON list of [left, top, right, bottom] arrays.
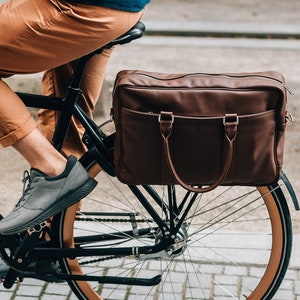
[[0, 0, 144, 161], [14, 129, 67, 176], [0, 0, 145, 234], [0, 78, 67, 175], [0, 0, 142, 74], [39, 48, 114, 158], [0, 76, 97, 235]]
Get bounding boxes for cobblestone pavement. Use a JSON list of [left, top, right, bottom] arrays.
[[0, 252, 300, 300]]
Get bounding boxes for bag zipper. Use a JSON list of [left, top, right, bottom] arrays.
[[114, 71, 293, 95]]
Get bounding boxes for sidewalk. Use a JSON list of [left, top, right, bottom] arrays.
[[0, 236, 299, 300], [1, 0, 300, 299]]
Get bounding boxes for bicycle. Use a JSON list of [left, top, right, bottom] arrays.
[[0, 21, 299, 300]]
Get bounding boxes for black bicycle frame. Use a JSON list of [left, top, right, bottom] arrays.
[[15, 82, 195, 264], [16, 55, 98, 152], [0, 22, 171, 285]]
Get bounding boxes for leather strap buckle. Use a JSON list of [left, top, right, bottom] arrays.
[[223, 113, 239, 126], [158, 111, 174, 124]]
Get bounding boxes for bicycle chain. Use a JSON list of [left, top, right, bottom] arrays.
[[76, 217, 147, 266], [79, 255, 125, 266], [77, 217, 149, 223]]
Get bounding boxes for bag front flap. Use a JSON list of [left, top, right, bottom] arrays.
[[112, 70, 287, 126]]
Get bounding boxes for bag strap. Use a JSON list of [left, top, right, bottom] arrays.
[[159, 111, 238, 193]]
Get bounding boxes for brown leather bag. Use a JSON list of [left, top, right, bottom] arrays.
[[112, 70, 288, 192]]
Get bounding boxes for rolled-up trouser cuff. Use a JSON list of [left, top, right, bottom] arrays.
[[0, 116, 37, 147]]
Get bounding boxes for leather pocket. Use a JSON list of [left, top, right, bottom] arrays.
[[115, 107, 278, 186]]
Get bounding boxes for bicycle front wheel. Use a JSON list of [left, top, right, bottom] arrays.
[[54, 162, 292, 300]]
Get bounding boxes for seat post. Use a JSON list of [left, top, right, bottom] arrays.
[[51, 21, 145, 151], [51, 53, 102, 151]]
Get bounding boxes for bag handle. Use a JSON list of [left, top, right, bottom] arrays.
[[159, 111, 238, 193]]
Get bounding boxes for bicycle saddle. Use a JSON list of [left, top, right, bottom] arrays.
[[97, 21, 145, 53]]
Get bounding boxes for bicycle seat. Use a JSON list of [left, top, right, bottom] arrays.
[[96, 22, 145, 53]]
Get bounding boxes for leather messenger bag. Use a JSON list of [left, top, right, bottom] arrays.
[[112, 70, 288, 193]]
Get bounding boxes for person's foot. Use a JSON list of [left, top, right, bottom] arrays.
[[0, 155, 97, 235]]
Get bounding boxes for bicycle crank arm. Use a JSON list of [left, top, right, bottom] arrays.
[[54, 272, 162, 286]]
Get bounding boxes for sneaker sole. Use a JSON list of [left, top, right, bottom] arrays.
[[1, 178, 97, 235]]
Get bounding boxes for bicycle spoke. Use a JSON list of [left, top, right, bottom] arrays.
[[55, 171, 292, 300]]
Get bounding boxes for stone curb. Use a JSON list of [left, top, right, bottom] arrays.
[[145, 21, 300, 39]]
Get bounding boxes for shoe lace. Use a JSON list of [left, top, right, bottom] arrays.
[[16, 170, 33, 207]]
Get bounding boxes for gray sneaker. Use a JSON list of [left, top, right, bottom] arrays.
[[0, 155, 97, 235]]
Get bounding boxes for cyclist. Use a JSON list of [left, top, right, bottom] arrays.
[[0, 0, 150, 235]]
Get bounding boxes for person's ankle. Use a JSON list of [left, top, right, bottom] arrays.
[[31, 157, 67, 177]]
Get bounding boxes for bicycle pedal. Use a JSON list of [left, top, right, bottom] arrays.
[[27, 220, 51, 235]]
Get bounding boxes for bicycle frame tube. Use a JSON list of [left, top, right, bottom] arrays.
[[16, 91, 81, 152]]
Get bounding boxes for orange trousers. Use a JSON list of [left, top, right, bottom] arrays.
[[0, 0, 144, 157]]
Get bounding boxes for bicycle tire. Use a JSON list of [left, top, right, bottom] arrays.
[[53, 156, 292, 300]]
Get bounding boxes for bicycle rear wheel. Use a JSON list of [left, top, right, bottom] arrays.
[[53, 160, 292, 300]]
